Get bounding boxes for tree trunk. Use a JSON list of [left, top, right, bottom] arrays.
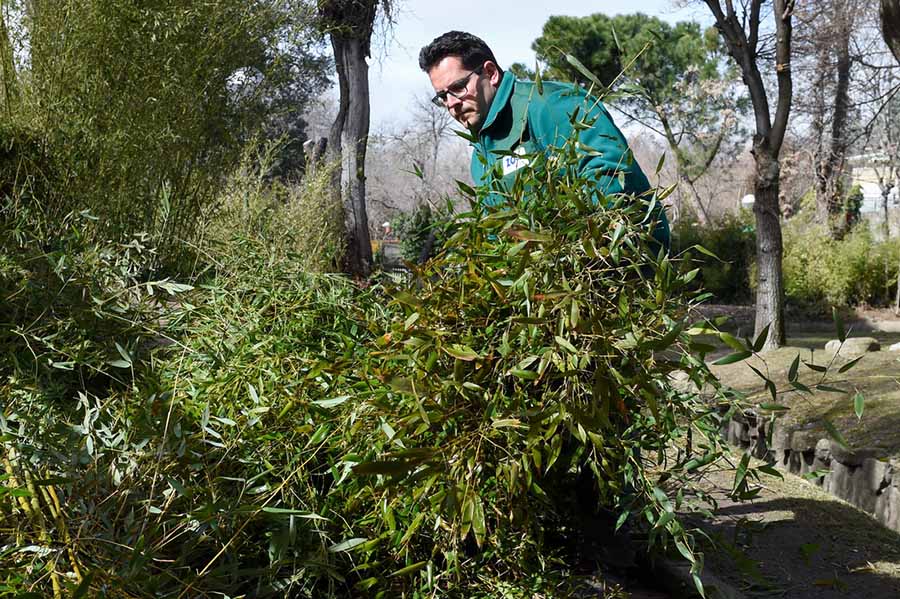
[[752, 144, 787, 348], [320, 0, 379, 278], [813, 5, 853, 237], [678, 172, 711, 225], [702, 0, 793, 349], [812, 44, 830, 225], [883, 184, 892, 239], [879, 0, 900, 311], [883, 0, 900, 63], [338, 35, 373, 277], [827, 11, 853, 238], [303, 137, 328, 177], [328, 33, 374, 278], [658, 110, 712, 225]]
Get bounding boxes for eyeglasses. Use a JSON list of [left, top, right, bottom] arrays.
[[430, 66, 483, 107]]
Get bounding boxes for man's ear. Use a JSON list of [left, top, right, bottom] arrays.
[[484, 61, 502, 86]]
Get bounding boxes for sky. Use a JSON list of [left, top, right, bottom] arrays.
[[366, 0, 713, 129]]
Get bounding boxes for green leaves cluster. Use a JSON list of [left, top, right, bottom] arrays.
[[533, 13, 719, 104], [1, 0, 330, 258], [333, 137, 744, 595], [2, 114, 758, 597], [782, 221, 900, 311], [528, 12, 748, 211]]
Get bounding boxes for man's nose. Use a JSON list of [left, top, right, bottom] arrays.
[[445, 93, 462, 110]]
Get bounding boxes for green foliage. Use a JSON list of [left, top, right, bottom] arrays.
[[2, 252, 373, 595], [333, 135, 746, 596], [531, 13, 747, 188], [782, 221, 900, 310], [534, 13, 716, 101], [390, 202, 454, 262], [1, 138, 350, 594], [1, 0, 329, 258], [673, 211, 900, 311], [2, 107, 756, 597], [842, 184, 864, 230], [672, 213, 756, 303], [0, 201, 176, 403], [207, 139, 345, 273]]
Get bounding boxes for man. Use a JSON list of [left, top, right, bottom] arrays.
[[418, 30, 669, 247]]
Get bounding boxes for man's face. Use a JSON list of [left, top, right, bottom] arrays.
[[428, 56, 500, 132]]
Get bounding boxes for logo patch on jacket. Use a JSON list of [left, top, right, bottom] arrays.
[[501, 145, 530, 176]]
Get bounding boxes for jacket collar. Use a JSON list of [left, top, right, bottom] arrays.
[[480, 71, 516, 134]]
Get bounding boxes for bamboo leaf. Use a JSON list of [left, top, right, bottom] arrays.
[[712, 351, 752, 366], [313, 395, 351, 408], [788, 354, 800, 382], [506, 228, 553, 242], [565, 52, 606, 91], [554, 335, 578, 354], [822, 418, 849, 451], [328, 537, 368, 552], [690, 244, 721, 261], [443, 344, 480, 361], [732, 452, 750, 493], [471, 495, 486, 547], [838, 355, 864, 373], [399, 511, 426, 546], [853, 392, 865, 420], [752, 323, 770, 352], [816, 385, 847, 395], [833, 307, 846, 343], [791, 380, 812, 394], [353, 460, 421, 476], [390, 561, 428, 577], [261, 507, 329, 520], [718, 332, 746, 352]]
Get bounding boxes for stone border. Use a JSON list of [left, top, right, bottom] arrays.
[[723, 409, 900, 531]]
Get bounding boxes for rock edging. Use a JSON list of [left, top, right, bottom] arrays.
[[722, 409, 900, 531]]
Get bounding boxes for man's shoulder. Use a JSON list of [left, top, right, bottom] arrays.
[[511, 78, 595, 112]]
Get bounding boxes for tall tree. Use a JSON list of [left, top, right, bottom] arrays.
[[884, 0, 900, 61], [793, 0, 869, 234], [318, 0, 389, 277], [880, 0, 900, 312], [858, 66, 900, 238], [531, 13, 747, 225], [701, 0, 796, 349]]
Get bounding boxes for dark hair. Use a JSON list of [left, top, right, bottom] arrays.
[[418, 31, 503, 74]]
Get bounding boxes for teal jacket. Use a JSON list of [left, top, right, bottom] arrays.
[[471, 72, 669, 248]]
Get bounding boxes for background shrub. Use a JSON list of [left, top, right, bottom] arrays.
[[1, 0, 329, 263], [390, 201, 455, 263], [205, 140, 345, 273], [782, 221, 900, 311], [671, 211, 756, 303]]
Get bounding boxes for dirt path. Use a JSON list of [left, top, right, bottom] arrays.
[[687, 460, 900, 598]]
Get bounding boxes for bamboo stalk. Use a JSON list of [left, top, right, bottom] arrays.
[[3, 449, 35, 519], [47, 483, 84, 581]]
